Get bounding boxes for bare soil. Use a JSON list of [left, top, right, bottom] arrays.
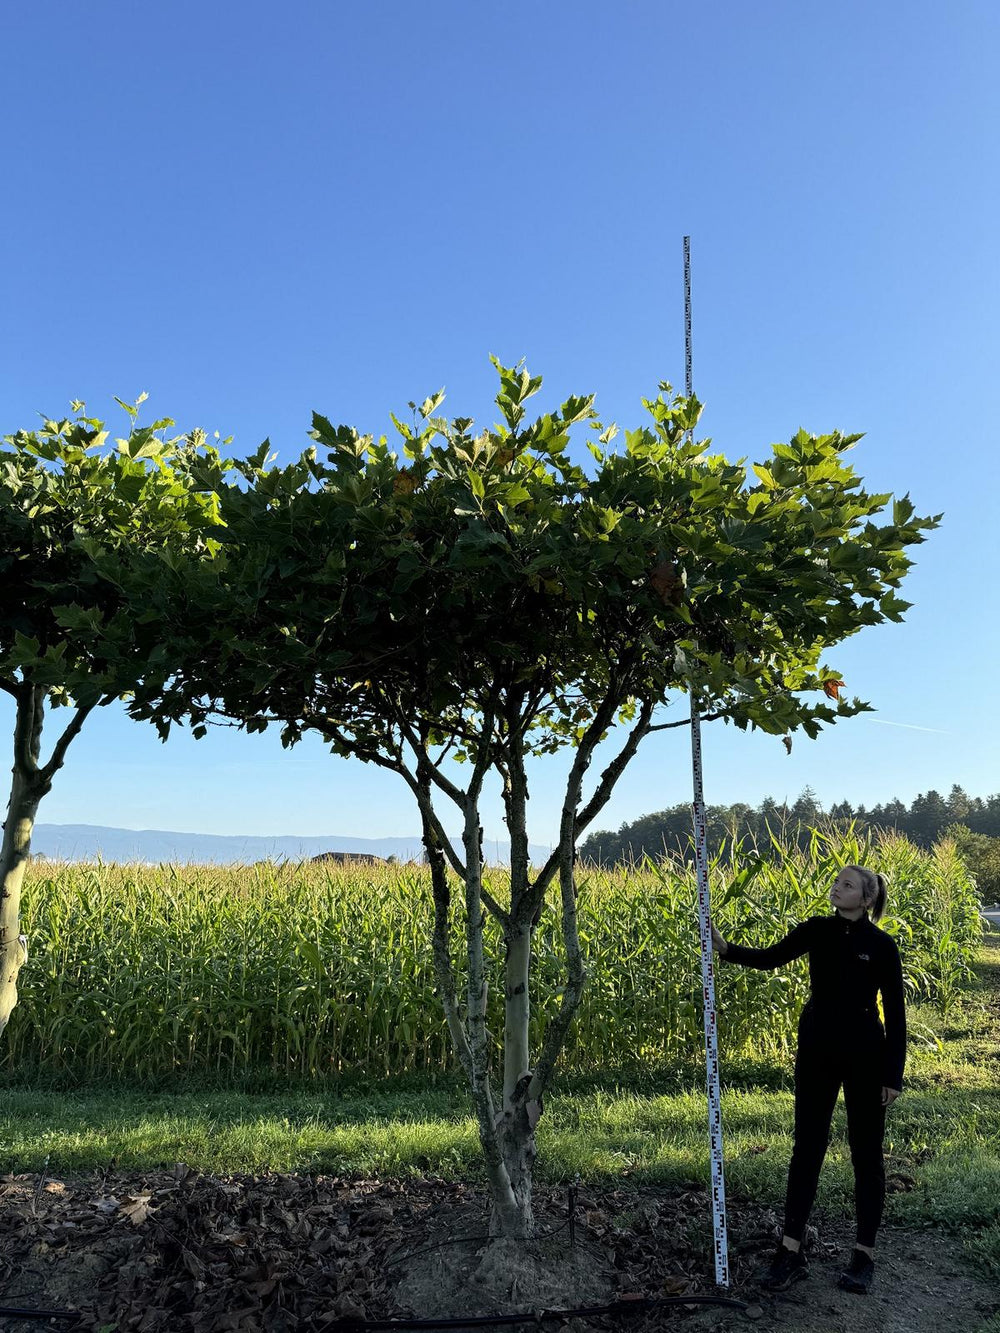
[[0, 1166, 995, 1333]]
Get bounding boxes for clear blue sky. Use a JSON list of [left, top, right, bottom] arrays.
[[2, 1, 997, 847]]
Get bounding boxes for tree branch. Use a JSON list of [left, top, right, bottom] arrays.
[[647, 706, 728, 732], [396, 714, 467, 809], [525, 692, 720, 1102], [12, 686, 44, 777], [465, 701, 495, 809], [461, 699, 501, 1125], [420, 805, 475, 1084], [503, 700, 531, 916], [397, 761, 470, 883], [526, 708, 612, 1102], [478, 880, 508, 926], [574, 697, 655, 836], [520, 681, 627, 921], [0, 676, 21, 700], [309, 714, 404, 773], [393, 712, 508, 923], [520, 683, 549, 729], [38, 699, 100, 787], [524, 697, 658, 1105], [459, 702, 509, 927], [526, 853, 584, 1104], [433, 735, 458, 768]]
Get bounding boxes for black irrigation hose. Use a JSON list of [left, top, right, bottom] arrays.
[[319, 1294, 750, 1330], [0, 1287, 752, 1329], [0, 1293, 750, 1330], [0, 1306, 82, 1323]]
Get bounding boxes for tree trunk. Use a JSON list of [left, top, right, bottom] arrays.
[[0, 685, 87, 1044], [0, 765, 42, 1041], [502, 925, 531, 1112], [408, 701, 631, 1247], [492, 725, 541, 1240], [457, 807, 529, 1240], [493, 921, 538, 1236], [420, 807, 474, 1086], [403, 692, 654, 1251]]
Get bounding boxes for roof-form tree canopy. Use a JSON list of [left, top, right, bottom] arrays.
[[126, 360, 939, 767]]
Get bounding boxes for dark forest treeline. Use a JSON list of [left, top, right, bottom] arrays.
[[580, 784, 1000, 870]]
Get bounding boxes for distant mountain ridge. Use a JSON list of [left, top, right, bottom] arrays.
[[30, 824, 553, 867]]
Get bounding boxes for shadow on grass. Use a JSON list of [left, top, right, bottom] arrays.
[[0, 1052, 796, 1101]]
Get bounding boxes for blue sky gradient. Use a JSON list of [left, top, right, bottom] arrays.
[[2, 1, 997, 845]]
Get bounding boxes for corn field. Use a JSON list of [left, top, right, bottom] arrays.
[[4, 829, 982, 1082]]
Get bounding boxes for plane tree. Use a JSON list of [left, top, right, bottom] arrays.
[[126, 360, 938, 1241], [0, 400, 227, 1038]]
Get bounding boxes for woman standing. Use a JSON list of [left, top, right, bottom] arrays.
[[711, 864, 905, 1295]]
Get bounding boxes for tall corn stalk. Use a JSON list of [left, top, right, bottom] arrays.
[[11, 828, 980, 1082]]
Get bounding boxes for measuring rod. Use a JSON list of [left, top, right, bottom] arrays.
[[684, 234, 730, 1287]]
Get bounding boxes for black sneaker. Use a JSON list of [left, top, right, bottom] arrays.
[[838, 1248, 875, 1294], [758, 1243, 808, 1291]]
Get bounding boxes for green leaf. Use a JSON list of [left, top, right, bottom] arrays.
[[389, 412, 414, 441], [879, 592, 911, 622], [419, 389, 446, 419], [893, 494, 915, 526]]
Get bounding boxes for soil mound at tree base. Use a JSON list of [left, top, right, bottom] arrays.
[[0, 1168, 994, 1332], [391, 1230, 616, 1328]]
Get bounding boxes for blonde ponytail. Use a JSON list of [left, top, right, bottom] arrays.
[[845, 864, 887, 922]]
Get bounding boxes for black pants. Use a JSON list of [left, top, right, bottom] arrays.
[[783, 1013, 887, 1249]]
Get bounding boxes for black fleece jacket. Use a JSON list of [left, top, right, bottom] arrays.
[[721, 912, 906, 1091]]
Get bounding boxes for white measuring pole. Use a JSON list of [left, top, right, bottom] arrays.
[[684, 235, 730, 1287]]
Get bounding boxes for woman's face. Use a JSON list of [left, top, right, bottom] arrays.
[[830, 867, 868, 913]]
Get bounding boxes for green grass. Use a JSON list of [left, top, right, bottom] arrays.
[[4, 934, 996, 1250], [3, 1082, 996, 1227]]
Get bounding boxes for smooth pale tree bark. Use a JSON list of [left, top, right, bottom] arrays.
[[0, 683, 93, 1038], [0, 767, 40, 1039]]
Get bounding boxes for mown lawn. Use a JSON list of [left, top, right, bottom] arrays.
[[3, 933, 997, 1273]]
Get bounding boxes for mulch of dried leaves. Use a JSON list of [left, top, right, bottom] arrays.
[[0, 1164, 792, 1333]]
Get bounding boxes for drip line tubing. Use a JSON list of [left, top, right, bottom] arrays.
[[319, 1293, 750, 1330], [0, 1292, 752, 1328], [0, 1305, 82, 1322]]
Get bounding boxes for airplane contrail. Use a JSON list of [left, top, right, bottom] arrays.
[[866, 718, 952, 735]]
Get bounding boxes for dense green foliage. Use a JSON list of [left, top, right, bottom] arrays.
[[945, 824, 1000, 903], [6, 831, 979, 1084], [582, 783, 1000, 877], [133, 365, 938, 754], [0, 398, 227, 710], [858, 785, 1000, 844]]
